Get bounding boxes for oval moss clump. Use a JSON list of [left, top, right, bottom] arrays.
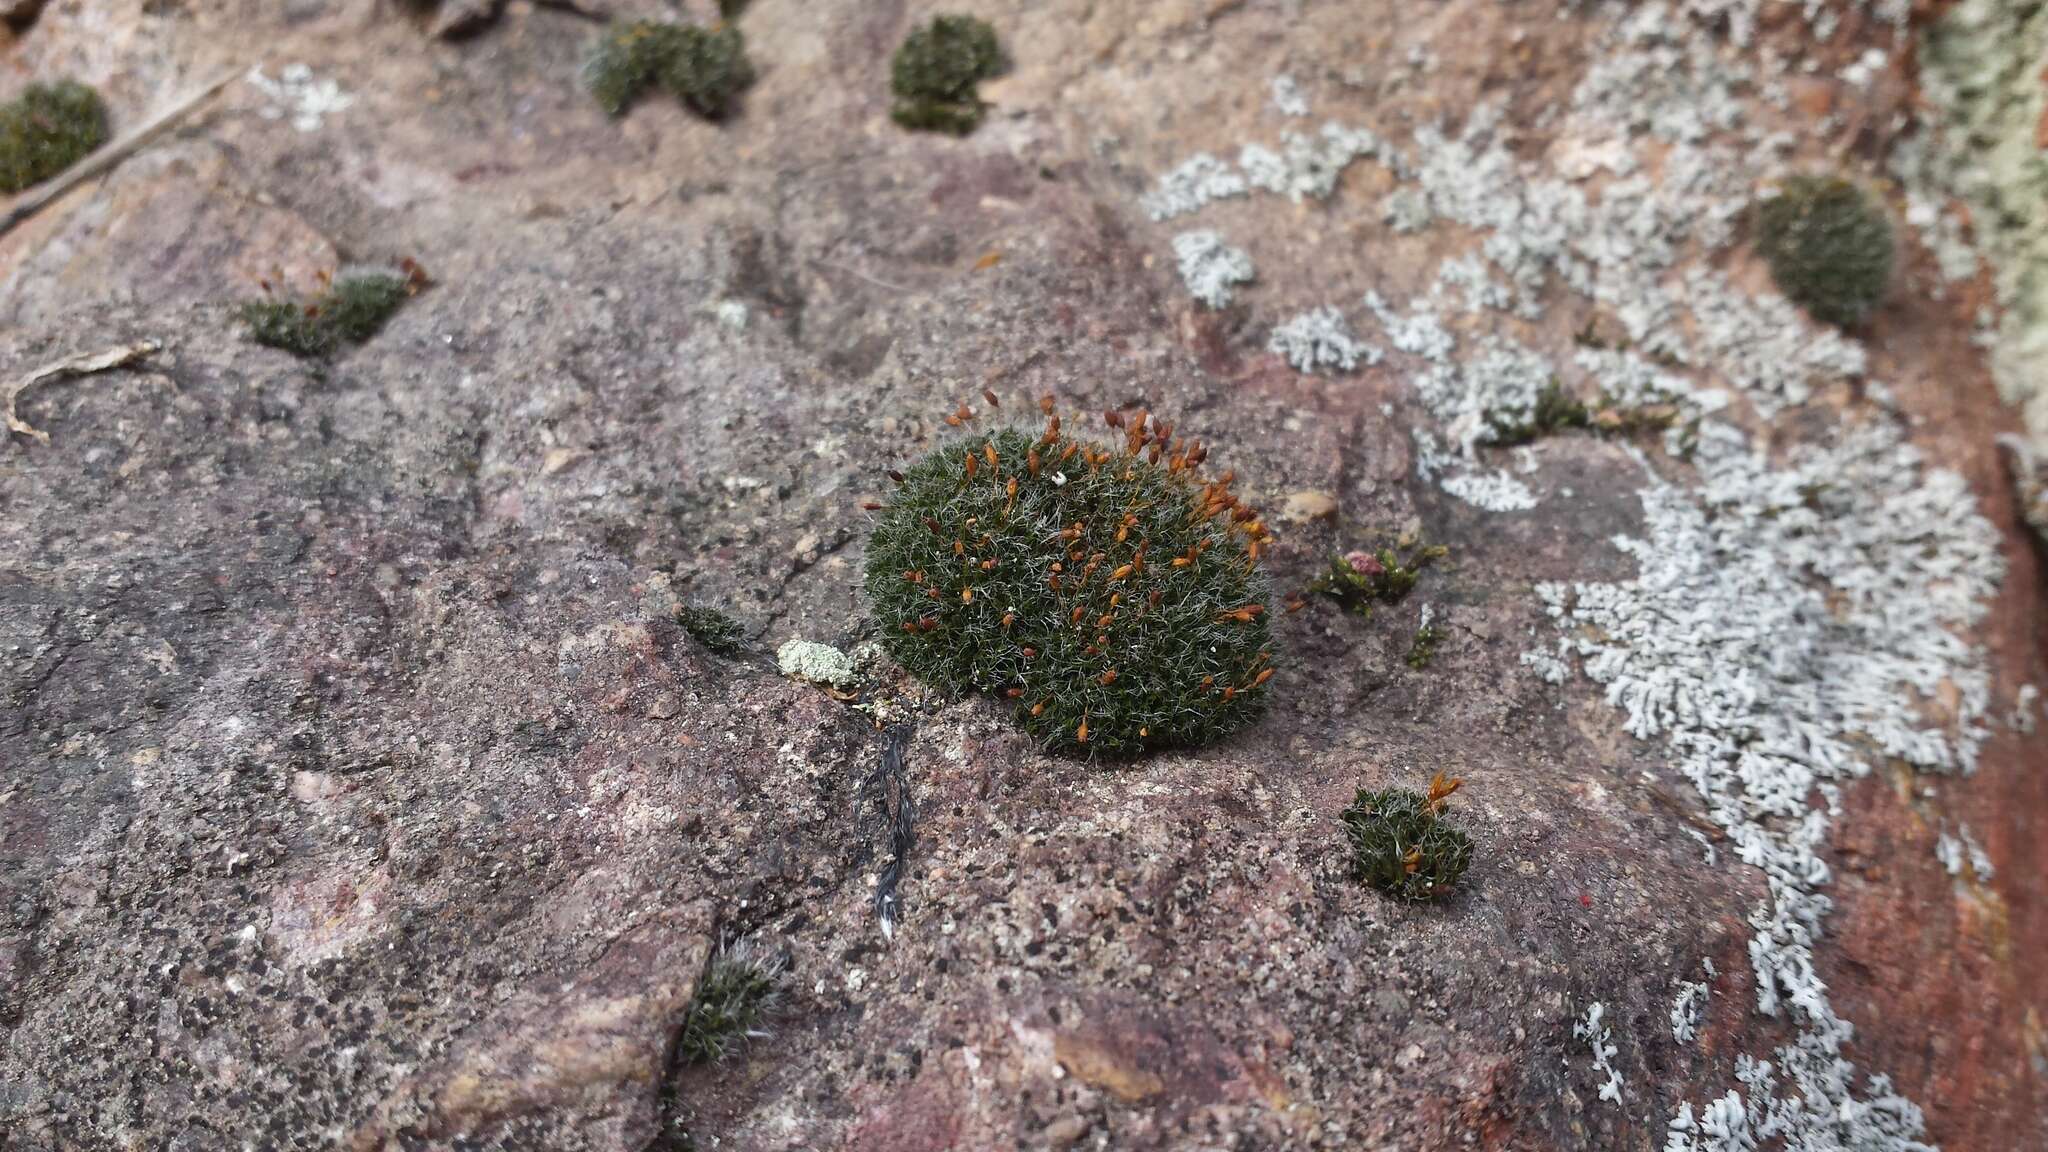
[[889, 14, 1002, 135], [865, 402, 1275, 757], [1754, 174, 1894, 328], [0, 80, 110, 194]]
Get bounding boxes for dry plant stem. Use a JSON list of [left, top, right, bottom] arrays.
[[4, 340, 162, 444], [0, 68, 239, 238]]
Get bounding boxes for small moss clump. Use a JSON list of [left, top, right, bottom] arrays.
[[890, 15, 1002, 135], [1307, 543, 1446, 619], [678, 940, 783, 1065], [676, 605, 746, 656], [1404, 618, 1442, 669], [584, 21, 753, 120], [1754, 174, 1894, 328], [1343, 774, 1472, 902], [0, 80, 110, 194], [1489, 381, 1591, 446], [240, 270, 417, 359], [865, 401, 1275, 756]]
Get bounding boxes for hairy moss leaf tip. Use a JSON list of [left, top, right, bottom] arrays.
[[864, 395, 1275, 756], [1342, 773, 1472, 901]]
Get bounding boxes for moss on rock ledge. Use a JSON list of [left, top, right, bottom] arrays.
[[1754, 175, 1894, 328], [865, 404, 1274, 756], [0, 80, 109, 194], [890, 15, 1002, 135]]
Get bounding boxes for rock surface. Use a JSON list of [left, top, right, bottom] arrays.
[[2, 2, 2044, 1150]]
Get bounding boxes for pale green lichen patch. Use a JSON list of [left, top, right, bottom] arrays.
[[776, 638, 861, 690]]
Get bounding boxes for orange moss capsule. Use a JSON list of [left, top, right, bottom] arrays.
[[1001, 611, 1014, 628], [1201, 675, 1216, 689], [983, 388, 1000, 408], [1022, 647, 1037, 658], [1006, 686, 1023, 698], [1039, 394, 1055, 415], [1110, 564, 1134, 581], [1100, 669, 1118, 685], [962, 588, 974, 603], [1222, 686, 1236, 701], [1028, 449, 1041, 477], [1031, 701, 1046, 716], [1251, 667, 1274, 688], [1104, 410, 1124, 429], [984, 442, 999, 468], [1097, 613, 1114, 629], [861, 501, 884, 510], [965, 453, 978, 479], [1076, 718, 1089, 743]]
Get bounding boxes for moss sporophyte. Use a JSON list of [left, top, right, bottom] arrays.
[[864, 394, 1275, 756], [1343, 772, 1473, 902]]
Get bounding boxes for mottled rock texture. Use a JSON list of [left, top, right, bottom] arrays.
[[2, 2, 2044, 1150]]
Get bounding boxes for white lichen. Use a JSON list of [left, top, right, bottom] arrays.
[[1142, 153, 1248, 221], [1172, 230, 1256, 309], [1576, 1001, 1626, 1104], [1935, 823, 1994, 881], [1268, 307, 1377, 373], [246, 63, 354, 132], [776, 639, 861, 690], [1269, 73, 1309, 117], [1672, 975, 1712, 1044]]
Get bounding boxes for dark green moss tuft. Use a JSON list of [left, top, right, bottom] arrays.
[[676, 605, 747, 656], [0, 80, 110, 194], [1404, 619, 1442, 669], [321, 274, 410, 343], [584, 21, 753, 120], [1488, 381, 1591, 446], [890, 14, 1002, 135], [1307, 543, 1446, 619], [864, 407, 1274, 757], [240, 272, 414, 359], [1754, 174, 1894, 328], [1342, 778, 1472, 901], [677, 940, 783, 1065], [239, 299, 335, 358]]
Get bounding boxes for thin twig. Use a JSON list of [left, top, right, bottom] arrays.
[[0, 68, 240, 238], [810, 258, 914, 295], [4, 340, 161, 444]]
